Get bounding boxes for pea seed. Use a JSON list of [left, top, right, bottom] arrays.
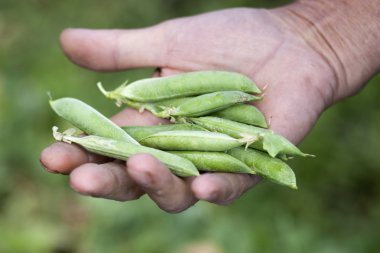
[[97, 70, 261, 103], [50, 97, 139, 145], [156, 91, 261, 118], [53, 127, 199, 177], [139, 130, 245, 151], [211, 104, 268, 128], [190, 116, 311, 157], [227, 147, 297, 189], [122, 124, 206, 141], [169, 151, 254, 174]]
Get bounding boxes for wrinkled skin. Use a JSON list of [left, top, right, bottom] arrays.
[[40, 8, 342, 213]]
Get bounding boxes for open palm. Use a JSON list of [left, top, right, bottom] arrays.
[[41, 8, 337, 212]]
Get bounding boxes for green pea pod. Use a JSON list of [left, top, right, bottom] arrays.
[[139, 130, 245, 151], [190, 117, 312, 158], [169, 151, 254, 174], [122, 124, 206, 141], [53, 127, 199, 177], [157, 91, 261, 118], [50, 97, 139, 145], [97, 70, 261, 103], [227, 147, 297, 189], [210, 104, 268, 128]]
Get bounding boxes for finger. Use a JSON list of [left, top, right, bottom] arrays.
[[191, 173, 261, 205], [40, 142, 108, 175], [111, 107, 169, 126], [60, 27, 171, 71], [127, 153, 197, 213], [70, 162, 144, 201]]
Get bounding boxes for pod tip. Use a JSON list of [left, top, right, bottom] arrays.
[[47, 92, 54, 103]]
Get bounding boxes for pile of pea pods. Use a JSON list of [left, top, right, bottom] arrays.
[[51, 71, 312, 189]]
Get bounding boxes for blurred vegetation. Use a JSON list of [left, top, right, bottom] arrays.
[[1, 0, 380, 252]]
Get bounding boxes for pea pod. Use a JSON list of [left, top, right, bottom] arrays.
[[53, 127, 199, 177], [50, 97, 139, 145], [122, 124, 206, 141], [210, 104, 268, 128], [156, 91, 261, 118], [169, 151, 254, 174], [139, 130, 245, 151], [98, 70, 261, 103], [190, 116, 311, 158], [227, 147, 297, 189]]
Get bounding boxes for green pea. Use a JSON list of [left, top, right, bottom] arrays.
[[53, 127, 199, 177], [156, 91, 261, 118], [169, 151, 254, 174], [122, 124, 206, 141], [139, 130, 245, 151], [210, 104, 268, 128], [190, 117, 311, 158], [227, 147, 297, 189], [50, 97, 139, 145], [97, 70, 261, 103]]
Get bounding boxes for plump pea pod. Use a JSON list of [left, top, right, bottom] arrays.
[[190, 117, 312, 158], [210, 104, 268, 128], [227, 147, 297, 189], [50, 97, 139, 145], [97, 70, 261, 104], [156, 91, 261, 118], [52, 127, 199, 177], [139, 130, 245, 151], [169, 151, 254, 174], [122, 124, 206, 141]]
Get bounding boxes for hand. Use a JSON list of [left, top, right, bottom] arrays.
[[40, 5, 377, 212]]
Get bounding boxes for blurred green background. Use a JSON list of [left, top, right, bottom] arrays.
[[1, 0, 380, 252]]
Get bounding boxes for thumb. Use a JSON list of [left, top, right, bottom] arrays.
[[60, 25, 172, 71]]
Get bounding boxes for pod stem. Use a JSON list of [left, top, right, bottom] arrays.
[[52, 126, 78, 144], [97, 81, 128, 107], [97, 82, 109, 97], [239, 133, 261, 150], [47, 91, 53, 101], [156, 106, 179, 119]]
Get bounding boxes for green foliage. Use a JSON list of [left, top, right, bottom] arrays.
[[1, 0, 380, 252]]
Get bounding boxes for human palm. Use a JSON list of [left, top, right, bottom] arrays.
[[41, 8, 337, 212]]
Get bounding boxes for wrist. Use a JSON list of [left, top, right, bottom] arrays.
[[273, 0, 380, 101]]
